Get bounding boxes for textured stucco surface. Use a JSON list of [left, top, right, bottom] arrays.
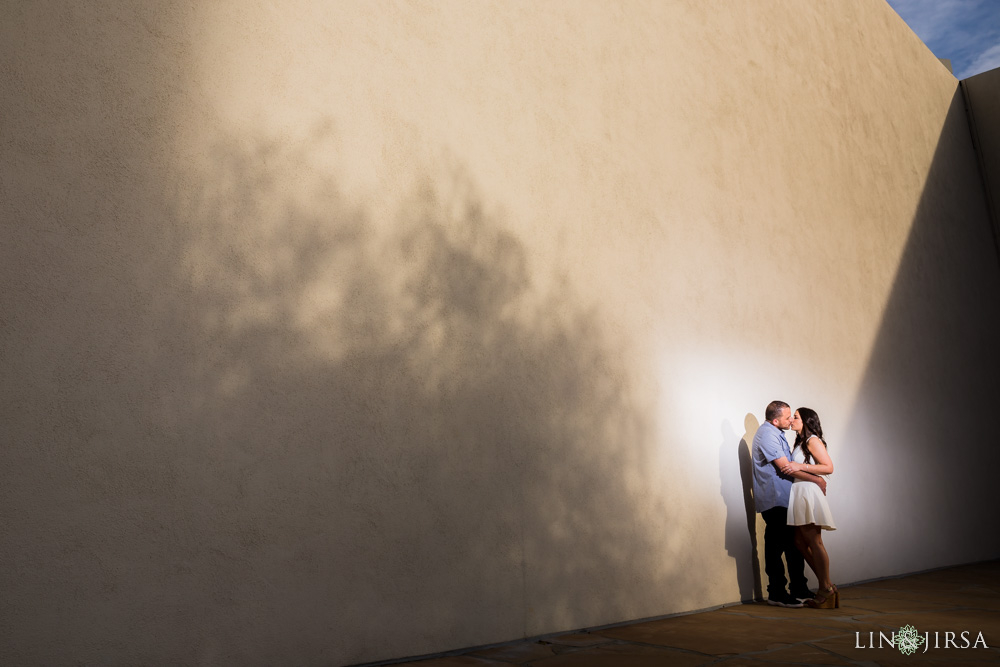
[[962, 66, 1000, 258], [2, 1, 1000, 665]]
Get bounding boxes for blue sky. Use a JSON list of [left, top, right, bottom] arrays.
[[886, 0, 1000, 78]]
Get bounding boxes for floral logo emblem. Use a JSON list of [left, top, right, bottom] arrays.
[[896, 625, 926, 655]]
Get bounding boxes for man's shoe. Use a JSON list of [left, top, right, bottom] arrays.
[[791, 590, 814, 604], [783, 594, 805, 608], [767, 592, 804, 608]]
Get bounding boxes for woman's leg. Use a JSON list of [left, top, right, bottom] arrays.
[[794, 526, 818, 577], [800, 525, 831, 590]]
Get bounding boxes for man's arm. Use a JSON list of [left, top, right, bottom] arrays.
[[770, 457, 827, 495], [780, 439, 834, 476], [791, 469, 827, 495]]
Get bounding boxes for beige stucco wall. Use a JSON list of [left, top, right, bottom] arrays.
[[962, 66, 1000, 260], [3, 1, 999, 664]]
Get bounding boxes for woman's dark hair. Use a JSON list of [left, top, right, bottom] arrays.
[[793, 407, 826, 464]]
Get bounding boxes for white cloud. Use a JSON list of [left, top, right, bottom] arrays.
[[966, 43, 1000, 76], [887, 0, 974, 44], [888, 0, 1000, 78]]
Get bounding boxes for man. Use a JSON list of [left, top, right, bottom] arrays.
[[751, 400, 821, 607]]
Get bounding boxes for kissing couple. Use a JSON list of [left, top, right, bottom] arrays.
[[751, 400, 838, 608]]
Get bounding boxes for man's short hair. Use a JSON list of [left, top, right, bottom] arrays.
[[765, 400, 790, 422]]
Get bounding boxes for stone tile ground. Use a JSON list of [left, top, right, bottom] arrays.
[[375, 561, 1000, 666]]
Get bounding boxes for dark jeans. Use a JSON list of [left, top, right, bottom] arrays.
[[761, 505, 808, 597]]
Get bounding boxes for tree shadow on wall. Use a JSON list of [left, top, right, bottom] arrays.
[[140, 128, 668, 664]]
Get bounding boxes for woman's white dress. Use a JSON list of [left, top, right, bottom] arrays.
[[787, 436, 836, 530]]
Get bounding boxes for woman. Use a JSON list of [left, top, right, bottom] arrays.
[[780, 407, 837, 608]]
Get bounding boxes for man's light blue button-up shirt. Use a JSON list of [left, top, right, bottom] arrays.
[[752, 421, 793, 512]]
